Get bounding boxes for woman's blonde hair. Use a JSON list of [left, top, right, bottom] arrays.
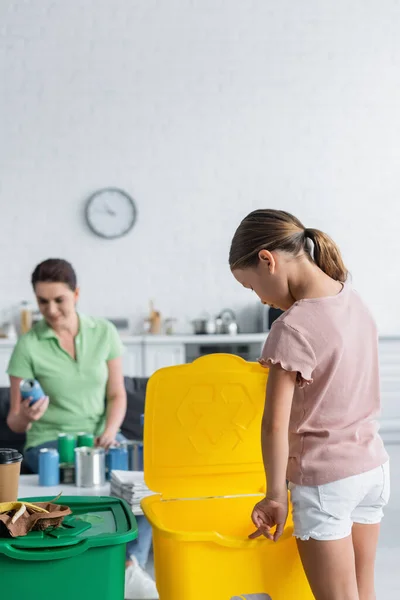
[[229, 209, 347, 282]]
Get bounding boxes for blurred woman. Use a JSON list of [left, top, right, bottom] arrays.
[[7, 258, 126, 468], [7, 258, 157, 599]]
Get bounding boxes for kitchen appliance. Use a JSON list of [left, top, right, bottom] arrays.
[[186, 340, 262, 363], [218, 308, 239, 335], [191, 317, 216, 335]]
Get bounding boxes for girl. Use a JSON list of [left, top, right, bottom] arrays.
[[229, 210, 389, 600]]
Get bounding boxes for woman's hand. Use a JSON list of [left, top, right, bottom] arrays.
[[96, 429, 118, 450], [249, 496, 288, 542], [19, 397, 49, 423]]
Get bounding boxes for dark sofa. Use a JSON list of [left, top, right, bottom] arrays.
[[0, 376, 149, 473]]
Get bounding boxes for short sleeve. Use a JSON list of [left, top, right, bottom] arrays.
[[106, 322, 124, 361], [7, 336, 35, 380], [259, 322, 316, 387]]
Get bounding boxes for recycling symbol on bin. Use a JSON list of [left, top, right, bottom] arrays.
[[177, 384, 256, 453]]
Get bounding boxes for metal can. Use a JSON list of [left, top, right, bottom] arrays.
[[105, 446, 129, 479], [20, 379, 45, 406], [123, 440, 144, 471], [77, 432, 95, 448], [60, 464, 75, 484], [75, 447, 105, 487], [58, 433, 76, 464], [39, 448, 59, 486]]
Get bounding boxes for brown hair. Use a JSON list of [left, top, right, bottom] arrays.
[[31, 259, 77, 291], [229, 209, 347, 282]]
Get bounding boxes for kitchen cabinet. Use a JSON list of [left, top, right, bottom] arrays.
[[143, 341, 185, 378], [122, 341, 143, 378], [379, 338, 400, 443], [0, 345, 12, 387]]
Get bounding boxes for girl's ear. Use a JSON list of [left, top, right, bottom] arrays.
[[258, 249, 276, 274]]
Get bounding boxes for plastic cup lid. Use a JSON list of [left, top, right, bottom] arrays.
[[0, 448, 23, 464]]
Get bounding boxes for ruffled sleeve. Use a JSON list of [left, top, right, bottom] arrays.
[[259, 321, 316, 388]]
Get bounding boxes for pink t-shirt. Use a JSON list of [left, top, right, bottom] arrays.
[[260, 283, 388, 486]]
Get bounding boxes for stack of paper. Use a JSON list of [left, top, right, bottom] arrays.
[[110, 470, 153, 515]]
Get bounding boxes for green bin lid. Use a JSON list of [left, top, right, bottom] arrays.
[[0, 496, 137, 561]]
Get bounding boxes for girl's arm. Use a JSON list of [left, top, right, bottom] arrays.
[[97, 357, 127, 448], [249, 364, 296, 541], [262, 364, 296, 501]]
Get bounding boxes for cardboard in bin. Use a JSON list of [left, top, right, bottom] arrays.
[[142, 354, 313, 600]]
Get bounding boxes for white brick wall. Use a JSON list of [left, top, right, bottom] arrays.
[[1, 1, 400, 333]]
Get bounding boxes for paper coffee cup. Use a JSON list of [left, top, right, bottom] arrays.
[[0, 448, 23, 502]]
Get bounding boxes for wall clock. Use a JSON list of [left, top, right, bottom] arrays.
[[85, 188, 137, 239]]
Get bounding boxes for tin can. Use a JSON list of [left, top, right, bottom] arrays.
[[77, 432, 95, 448], [60, 463, 75, 484], [123, 440, 144, 471], [105, 446, 129, 480], [39, 448, 59, 486], [20, 379, 45, 406], [58, 433, 75, 464], [75, 447, 105, 487]]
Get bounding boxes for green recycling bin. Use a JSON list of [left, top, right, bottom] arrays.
[[0, 496, 137, 600]]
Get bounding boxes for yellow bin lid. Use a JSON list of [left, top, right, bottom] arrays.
[[144, 354, 268, 500]]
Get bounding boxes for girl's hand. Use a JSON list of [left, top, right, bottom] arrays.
[[20, 396, 49, 422], [249, 496, 288, 542], [96, 429, 119, 450]]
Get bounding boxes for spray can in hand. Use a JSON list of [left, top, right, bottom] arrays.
[[20, 379, 45, 407]]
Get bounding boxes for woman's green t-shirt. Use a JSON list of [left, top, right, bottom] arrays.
[[7, 314, 123, 449]]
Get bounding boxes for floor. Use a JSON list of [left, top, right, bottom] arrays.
[[375, 443, 400, 599], [145, 445, 400, 599]]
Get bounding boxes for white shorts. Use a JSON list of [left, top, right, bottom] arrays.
[[289, 462, 390, 541]]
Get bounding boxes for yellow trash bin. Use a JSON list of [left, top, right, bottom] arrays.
[[142, 354, 313, 600]]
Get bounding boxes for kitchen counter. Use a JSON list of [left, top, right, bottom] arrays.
[[2, 332, 399, 346], [137, 333, 267, 344], [0, 333, 266, 346]]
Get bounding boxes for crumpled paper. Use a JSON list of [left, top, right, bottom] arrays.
[[0, 501, 72, 537]]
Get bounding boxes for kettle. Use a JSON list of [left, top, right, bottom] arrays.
[[218, 309, 239, 335]]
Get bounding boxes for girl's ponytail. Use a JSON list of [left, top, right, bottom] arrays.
[[229, 210, 348, 283], [305, 229, 347, 282]]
